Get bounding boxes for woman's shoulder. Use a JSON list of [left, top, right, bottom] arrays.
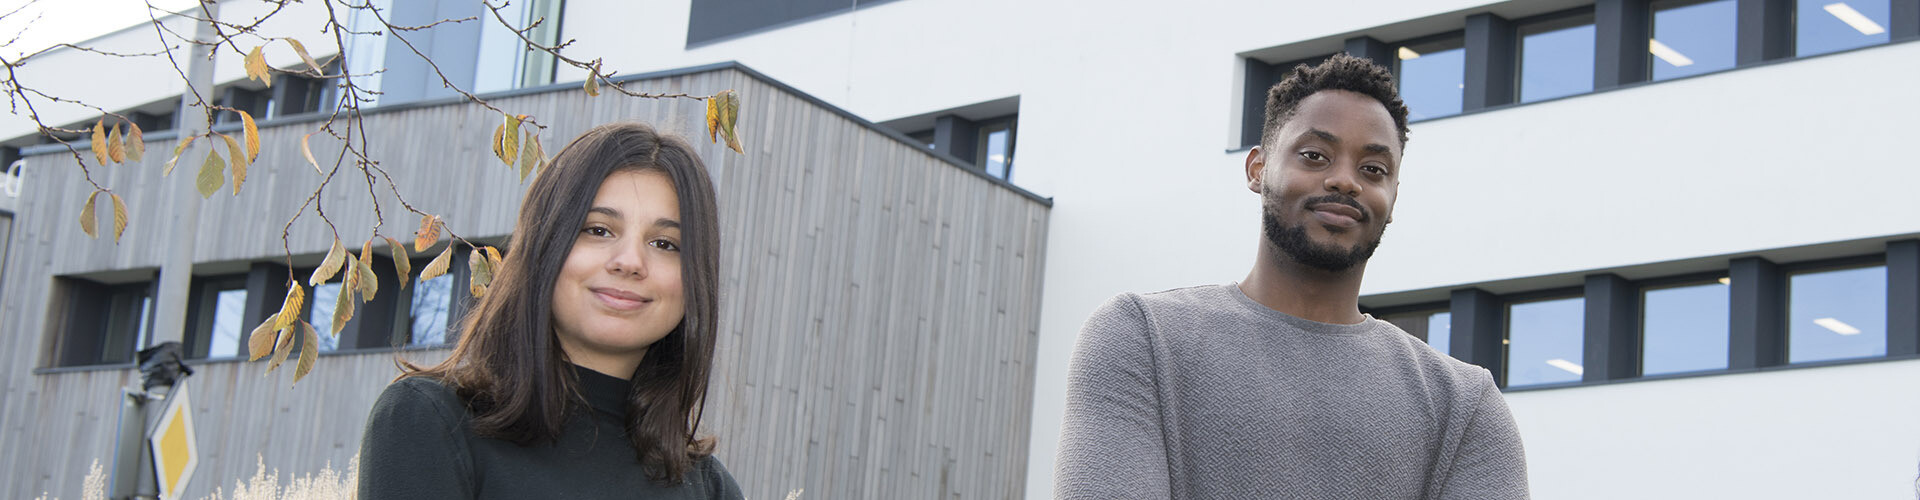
[[369, 375, 468, 426], [689, 454, 746, 500]]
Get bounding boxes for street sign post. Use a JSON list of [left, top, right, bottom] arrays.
[[147, 382, 198, 500]]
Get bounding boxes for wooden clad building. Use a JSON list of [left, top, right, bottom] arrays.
[[0, 63, 1051, 500]]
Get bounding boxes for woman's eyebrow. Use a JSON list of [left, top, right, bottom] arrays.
[[587, 206, 622, 219]]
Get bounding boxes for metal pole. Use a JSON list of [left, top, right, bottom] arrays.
[[150, 0, 217, 347]]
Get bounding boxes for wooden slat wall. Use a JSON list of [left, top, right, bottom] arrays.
[[0, 66, 1050, 500]]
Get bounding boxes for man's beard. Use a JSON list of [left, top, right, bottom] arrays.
[[1261, 195, 1386, 272]]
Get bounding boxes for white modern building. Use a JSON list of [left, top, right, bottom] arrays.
[[4, 0, 1918, 499]]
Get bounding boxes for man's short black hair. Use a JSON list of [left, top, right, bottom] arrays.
[[1261, 53, 1410, 149]]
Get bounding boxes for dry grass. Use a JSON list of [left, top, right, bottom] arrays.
[[36, 456, 358, 500]]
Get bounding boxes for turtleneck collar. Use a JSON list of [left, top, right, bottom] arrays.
[[570, 363, 631, 417]]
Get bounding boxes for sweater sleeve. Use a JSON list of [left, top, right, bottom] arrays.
[[357, 377, 476, 500], [1054, 294, 1172, 499], [700, 455, 747, 500], [1436, 376, 1531, 499]]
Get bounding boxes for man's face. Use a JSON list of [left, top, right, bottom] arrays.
[[1245, 89, 1401, 272]]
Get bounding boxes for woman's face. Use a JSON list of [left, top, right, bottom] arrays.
[[551, 169, 686, 379]]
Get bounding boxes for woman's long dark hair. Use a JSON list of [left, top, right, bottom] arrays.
[[407, 122, 722, 483]]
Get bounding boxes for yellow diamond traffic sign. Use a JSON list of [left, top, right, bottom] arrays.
[[148, 382, 198, 500]]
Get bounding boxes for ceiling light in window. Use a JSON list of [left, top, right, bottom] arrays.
[[1546, 358, 1584, 376], [1398, 47, 1420, 60], [1718, 277, 1731, 285], [1823, 3, 1886, 35], [1648, 39, 1694, 67], [1813, 317, 1862, 335]]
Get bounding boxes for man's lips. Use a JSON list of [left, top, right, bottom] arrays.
[[1308, 202, 1364, 227], [590, 287, 652, 310]]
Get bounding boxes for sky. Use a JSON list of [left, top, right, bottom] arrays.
[[0, 0, 199, 58]]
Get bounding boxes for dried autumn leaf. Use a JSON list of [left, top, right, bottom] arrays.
[[419, 246, 453, 282], [90, 119, 107, 165], [195, 150, 225, 198], [109, 193, 127, 243], [107, 123, 125, 163], [247, 319, 277, 361], [239, 110, 260, 161], [219, 133, 248, 195], [357, 240, 378, 300], [469, 247, 493, 298], [333, 254, 359, 334], [518, 131, 538, 181], [383, 236, 411, 289], [293, 322, 319, 385], [717, 90, 743, 154], [301, 132, 322, 175], [501, 115, 521, 167], [163, 136, 196, 176], [584, 73, 600, 97], [413, 214, 440, 252], [485, 246, 504, 270], [126, 122, 144, 161], [244, 45, 271, 87], [309, 237, 347, 286], [78, 190, 98, 238], [705, 97, 719, 144], [274, 283, 305, 332], [285, 38, 322, 73], [491, 123, 507, 165], [266, 324, 294, 372]]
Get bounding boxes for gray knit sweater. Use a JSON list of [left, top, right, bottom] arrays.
[[1055, 284, 1528, 499]]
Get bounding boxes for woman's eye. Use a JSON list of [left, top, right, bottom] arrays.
[[1299, 151, 1327, 162], [650, 239, 680, 252], [582, 227, 611, 237]]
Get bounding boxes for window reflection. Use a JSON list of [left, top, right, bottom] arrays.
[[1383, 309, 1451, 356], [410, 275, 454, 346], [206, 289, 248, 358], [1789, 265, 1887, 363], [310, 282, 343, 351], [1796, 0, 1891, 57], [984, 128, 1011, 180], [1641, 280, 1730, 375], [1397, 36, 1465, 120], [1428, 312, 1453, 356], [1507, 296, 1585, 386], [1651, 0, 1738, 80], [1519, 15, 1596, 103]]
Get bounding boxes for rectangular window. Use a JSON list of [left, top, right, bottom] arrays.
[[975, 117, 1017, 181], [409, 273, 455, 346], [1641, 279, 1731, 375], [1796, 0, 1891, 57], [1518, 12, 1597, 103], [475, 0, 565, 93], [51, 277, 153, 367], [1395, 34, 1466, 121], [185, 276, 249, 359], [1507, 296, 1586, 386], [1788, 265, 1887, 363], [1651, 0, 1739, 81]]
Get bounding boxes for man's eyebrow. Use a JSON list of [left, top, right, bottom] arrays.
[[1306, 128, 1394, 156], [1363, 143, 1393, 155]]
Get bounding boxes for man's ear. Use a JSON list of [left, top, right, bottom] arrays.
[[1244, 146, 1265, 194]]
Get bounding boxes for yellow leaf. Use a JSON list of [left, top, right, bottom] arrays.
[[219, 133, 247, 195], [107, 123, 125, 163], [163, 136, 196, 176], [309, 238, 347, 286], [247, 319, 276, 361], [333, 253, 358, 335], [384, 236, 411, 289], [491, 124, 506, 165], [245, 45, 272, 87], [706, 97, 719, 144], [501, 115, 520, 168], [274, 283, 304, 332], [240, 110, 260, 161], [468, 247, 493, 298], [109, 193, 127, 243], [357, 240, 378, 301], [126, 122, 144, 161], [285, 38, 322, 73], [195, 150, 224, 198], [78, 190, 98, 239], [717, 90, 743, 154], [293, 322, 319, 385], [301, 131, 322, 175], [413, 214, 440, 252], [266, 325, 294, 372], [485, 246, 503, 270], [91, 119, 107, 165], [584, 74, 600, 97], [420, 246, 453, 282], [518, 131, 538, 181]]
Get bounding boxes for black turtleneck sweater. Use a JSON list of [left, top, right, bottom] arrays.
[[357, 366, 744, 499]]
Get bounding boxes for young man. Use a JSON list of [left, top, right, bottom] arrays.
[[1054, 54, 1529, 499]]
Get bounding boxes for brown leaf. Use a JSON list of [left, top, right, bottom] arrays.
[[717, 90, 743, 154], [240, 110, 260, 161], [420, 246, 453, 283], [384, 236, 411, 290], [501, 115, 521, 168], [413, 214, 440, 252], [219, 133, 248, 195], [333, 254, 359, 334], [468, 247, 493, 298], [293, 322, 319, 385], [518, 131, 538, 181], [245, 45, 272, 87], [309, 237, 347, 286], [126, 122, 144, 161], [285, 38, 322, 74], [78, 190, 98, 239], [163, 136, 196, 176], [491, 123, 506, 165], [357, 239, 378, 301], [274, 283, 304, 332], [106, 123, 125, 163], [109, 193, 127, 243], [300, 131, 323, 175], [90, 119, 107, 165], [195, 150, 224, 198], [485, 246, 503, 270], [266, 324, 294, 372], [706, 97, 719, 144], [247, 319, 277, 361]]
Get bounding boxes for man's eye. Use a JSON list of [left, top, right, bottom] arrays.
[[1299, 151, 1327, 162], [1363, 165, 1389, 176]]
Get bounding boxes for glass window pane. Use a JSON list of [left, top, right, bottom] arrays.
[[310, 282, 343, 351], [1796, 0, 1891, 57], [1789, 266, 1887, 363], [984, 129, 1010, 179], [1508, 297, 1585, 386], [1519, 18, 1596, 103], [410, 275, 454, 346], [1651, 0, 1739, 80], [1397, 38, 1465, 120], [1641, 281, 1730, 375], [1428, 312, 1453, 356], [207, 289, 248, 359]]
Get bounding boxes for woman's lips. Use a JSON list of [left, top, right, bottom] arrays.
[[591, 287, 652, 311]]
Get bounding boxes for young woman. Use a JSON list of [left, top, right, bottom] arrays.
[[358, 122, 742, 499]]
